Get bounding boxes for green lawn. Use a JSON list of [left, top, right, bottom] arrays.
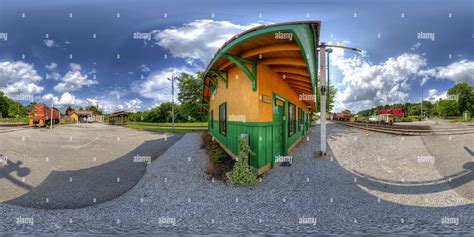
[[129, 121, 208, 127], [0, 117, 29, 123], [125, 124, 206, 134]]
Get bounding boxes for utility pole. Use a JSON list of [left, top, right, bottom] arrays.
[[326, 48, 333, 113], [318, 43, 362, 156], [168, 74, 175, 132], [319, 45, 327, 156]]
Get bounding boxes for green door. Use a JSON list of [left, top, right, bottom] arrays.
[[273, 97, 285, 165]]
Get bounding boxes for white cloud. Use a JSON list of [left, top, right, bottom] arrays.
[[331, 50, 427, 112], [43, 39, 57, 48], [132, 67, 192, 101], [410, 42, 421, 51], [0, 61, 44, 98], [45, 62, 57, 71], [46, 72, 61, 80], [419, 60, 474, 85], [140, 64, 150, 72], [152, 19, 260, 65], [425, 89, 447, 103], [54, 63, 98, 92], [124, 98, 142, 113], [41, 92, 83, 107]]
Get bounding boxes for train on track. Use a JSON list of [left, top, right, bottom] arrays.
[[29, 104, 60, 127], [333, 110, 352, 121]]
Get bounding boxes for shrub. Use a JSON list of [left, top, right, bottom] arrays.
[[226, 137, 257, 185], [214, 149, 222, 162]]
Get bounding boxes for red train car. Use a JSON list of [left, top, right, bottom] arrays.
[[29, 104, 60, 127], [334, 110, 352, 121], [379, 108, 406, 117]]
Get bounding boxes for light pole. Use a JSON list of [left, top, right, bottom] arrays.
[[318, 43, 362, 156], [326, 48, 333, 114], [167, 75, 175, 132]]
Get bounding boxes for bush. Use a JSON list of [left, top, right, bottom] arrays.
[[226, 138, 257, 186]]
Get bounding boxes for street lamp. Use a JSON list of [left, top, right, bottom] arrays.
[[318, 43, 363, 156], [167, 75, 175, 132]]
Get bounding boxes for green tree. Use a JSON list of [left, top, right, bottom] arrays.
[[177, 72, 207, 122], [447, 83, 474, 114], [435, 99, 459, 117], [0, 92, 9, 118], [86, 105, 103, 115], [65, 106, 74, 115]]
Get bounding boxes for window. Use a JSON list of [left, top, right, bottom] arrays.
[[288, 103, 296, 136], [210, 110, 214, 129], [298, 108, 303, 131], [219, 103, 227, 136]]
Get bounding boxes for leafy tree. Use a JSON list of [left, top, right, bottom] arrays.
[[447, 83, 474, 114], [0, 92, 9, 118], [435, 99, 459, 117], [86, 105, 103, 115], [65, 106, 74, 115], [176, 72, 207, 122]]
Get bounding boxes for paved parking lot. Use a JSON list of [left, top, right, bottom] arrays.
[[0, 123, 182, 209]]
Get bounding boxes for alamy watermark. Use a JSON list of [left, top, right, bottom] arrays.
[[298, 216, 317, 225], [417, 32, 435, 41], [0, 32, 7, 41], [13, 93, 34, 102], [0, 155, 7, 165], [275, 31, 293, 41], [441, 216, 459, 225], [417, 155, 434, 164], [133, 32, 151, 41], [228, 114, 246, 123], [275, 155, 293, 164], [299, 93, 316, 101], [16, 216, 34, 225], [158, 217, 176, 226], [133, 155, 151, 164]]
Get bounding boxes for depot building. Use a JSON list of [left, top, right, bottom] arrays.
[[199, 21, 320, 174]]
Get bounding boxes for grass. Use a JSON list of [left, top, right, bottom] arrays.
[[0, 117, 29, 123], [444, 116, 474, 123], [129, 121, 207, 127], [125, 124, 206, 134]]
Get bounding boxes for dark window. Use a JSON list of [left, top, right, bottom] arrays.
[[210, 110, 213, 129], [219, 103, 227, 136], [288, 103, 296, 136], [298, 108, 303, 130]]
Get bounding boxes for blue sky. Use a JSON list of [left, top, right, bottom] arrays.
[[0, 0, 472, 112]]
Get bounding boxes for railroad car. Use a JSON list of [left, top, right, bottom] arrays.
[[29, 104, 60, 127], [334, 110, 352, 121]]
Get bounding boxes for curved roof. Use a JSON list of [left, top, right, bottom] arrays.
[[200, 21, 320, 112]]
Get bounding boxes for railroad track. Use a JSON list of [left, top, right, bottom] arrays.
[[335, 121, 474, 136]]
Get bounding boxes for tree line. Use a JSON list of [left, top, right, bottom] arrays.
[[357, 83, 474, 117]]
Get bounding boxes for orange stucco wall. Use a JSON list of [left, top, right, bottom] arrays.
[[209, 63, 310, 123], [209, 66, 259, 123], [257, 64, 310, 122]]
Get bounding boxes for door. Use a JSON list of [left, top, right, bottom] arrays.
[[273, 97, 285, 165]]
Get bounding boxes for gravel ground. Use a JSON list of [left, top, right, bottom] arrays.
[[0, 124, 473, 235]]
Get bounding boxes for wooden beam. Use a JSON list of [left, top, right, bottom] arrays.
[[260, 57, 306, 67], [285, 80, 313, 89], [288, 84, 313, 93], [280, 73, 311, 83], [240, 44, 300, 58], [271, 66, 310, 77]]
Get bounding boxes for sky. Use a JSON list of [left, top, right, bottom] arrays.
[[0, 0, 472, 113]]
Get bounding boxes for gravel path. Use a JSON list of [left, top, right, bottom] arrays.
[[0, 125, 473, 235]]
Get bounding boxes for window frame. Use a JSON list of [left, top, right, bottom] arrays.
[[288, 102, 296, 137], [298, 107, 303, 131], [219, 103, 227, 136]]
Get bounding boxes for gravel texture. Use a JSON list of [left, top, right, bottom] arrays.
[[0, 124, 473, 235]]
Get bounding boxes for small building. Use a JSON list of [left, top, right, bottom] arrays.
[[379, 108, 406, 117], [70, 110, 93, 123], [108, 111, 128, 125], [198, 21, 320, 174]]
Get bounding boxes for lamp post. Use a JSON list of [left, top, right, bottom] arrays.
[[167, 75, 175, 132], [318, 43, 362, 155]]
